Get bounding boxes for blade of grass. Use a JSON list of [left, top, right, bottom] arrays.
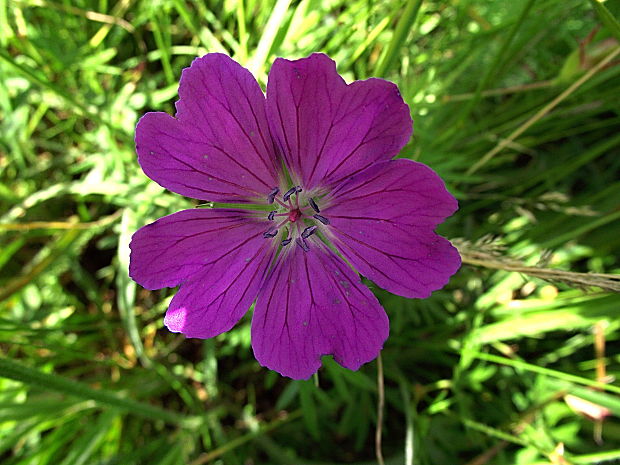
[[347, 16, 391, 69], [189, 410, 302, 465], [446, 0, 537, 138], [0, 211, 121, 231], [248, 0, 292, 75], [151, 12, 175, 85], [459, 417, 529, 447], [59, 410, 118, 465], [0, 357, 201, 427], [374, 0, 423, 77], [0, 229, 82, 302], [529, 449, 620, 465], [589, 0, 620, 42], [456, 239, 620, 292], [14, 0, 134, 33], [236, 0, 248, 62], [472, 352, 620, 395], [168, 0, 227, 54], [467, 45, 620, 175], [88, 0, 133, 48], [539, 207, 620, 249], [116, 208, 148, 366]]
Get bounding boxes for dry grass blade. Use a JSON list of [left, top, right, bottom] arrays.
[[455, 239, 620, 292], [15, 0, 135, 32]]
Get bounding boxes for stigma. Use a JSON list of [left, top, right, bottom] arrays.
[[288, 209, 302, 222]]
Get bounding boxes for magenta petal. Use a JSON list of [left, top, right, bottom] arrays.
[[251, 240, 389, 379], [130, 209, 276, 339], [322, 159, 461, 299], [265, 53, 412, 190], [164, 242, 275, 339], [129, 209, 274, 290], [136, 54, 280, 203]]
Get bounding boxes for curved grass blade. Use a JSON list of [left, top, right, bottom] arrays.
[[0, 358, 201, 428]]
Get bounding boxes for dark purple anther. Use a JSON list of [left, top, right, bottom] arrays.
[[295, 237, 310, 252], [295, 186, 303, 193], [267, 187, 279, 204], [281, 238, 292, 246], [308, 197, 320, 213], [282, 187, 298, 202], [301, 226, 317, 239], [313, 214, 330, 225], [263, 228, 278, 238], [267, 211, 276, 221]]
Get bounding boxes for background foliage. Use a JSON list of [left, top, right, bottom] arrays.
[[1, 0, 619, 463]]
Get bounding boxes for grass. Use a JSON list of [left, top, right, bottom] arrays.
[[1, 0, 619, 463]]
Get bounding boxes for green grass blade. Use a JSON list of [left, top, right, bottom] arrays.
[[249, 0, 292, 74], [472, 352, 620, 395], [589, 0, 620, 41], [445, 0, 537, 140], [0, 358, 200, 427], [374, 0, 423, 77]]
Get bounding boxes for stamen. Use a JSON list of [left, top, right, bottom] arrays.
[[294, 187, 302, 208], [282, 187, 297, 202], [281, 238, 292, 246], [267, 211, 276, 221], [308, 197, 320, 213], [301, 226, 317, 239], [263, 228, 278, 238], [273, 197, 289, 209], [295, 237, 310, 252], [313, 214, 330, 225], [267, 187, 279, 204]]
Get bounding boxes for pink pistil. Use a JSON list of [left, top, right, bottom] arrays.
[[288, 209, 302, 222]]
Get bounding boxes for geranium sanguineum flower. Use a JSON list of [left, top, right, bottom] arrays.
[[129, 53, 460, 379]]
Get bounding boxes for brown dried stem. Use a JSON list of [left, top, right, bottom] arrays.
[[454, 239, 620, 293]]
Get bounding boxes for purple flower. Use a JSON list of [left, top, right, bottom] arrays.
[[129, 53, 461, 379]]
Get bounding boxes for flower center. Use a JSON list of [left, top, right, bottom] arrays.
[[263, 186, 330, 251], [288, 209, 302, 222]]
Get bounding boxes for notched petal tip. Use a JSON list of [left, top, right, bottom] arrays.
[[271, 52, 338, 73], [265, 53, 413, 190], [251, 242, 389, 380], [178, 52, 251, 94], [134, 112, 178, 166], [137, 52, 280, 203], [438, 236, 463, 279], [128, 219, 184, 291], [324, 159, 461, 299]]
